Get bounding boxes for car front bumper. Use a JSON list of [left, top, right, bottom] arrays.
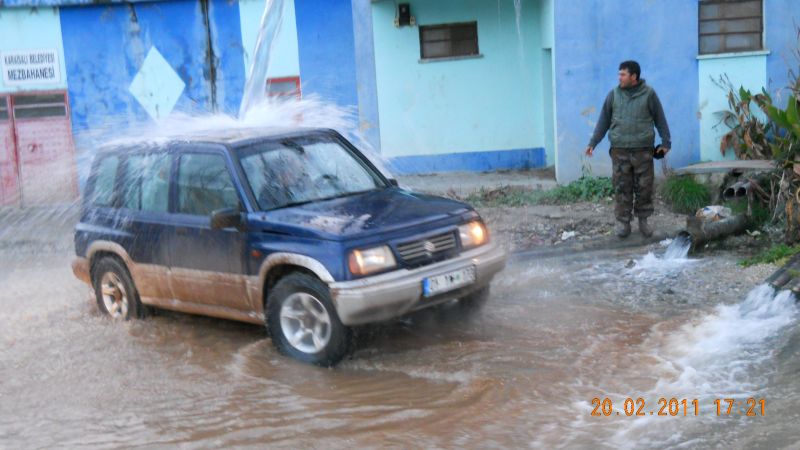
[[329, 243, 506, 326]]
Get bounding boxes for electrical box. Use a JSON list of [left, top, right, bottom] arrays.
[[395, 3, 415, 27]]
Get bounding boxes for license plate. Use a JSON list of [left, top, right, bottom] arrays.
[[422, 266, 476, 297]]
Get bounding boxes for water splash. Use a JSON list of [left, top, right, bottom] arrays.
[[239, 0, 286, 119], [627, 234, 694, 277], [73, 96, 392, 183], [602, 283, 798, 447], [651, 284, 798, 394], [663, 234, 692, 260]]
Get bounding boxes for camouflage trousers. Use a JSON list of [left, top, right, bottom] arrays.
[[610, 147, 654, 223]]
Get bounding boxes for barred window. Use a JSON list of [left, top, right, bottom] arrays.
[[699, 0, 763, 55], [266, 76, 301, 99], [0, 96, 8, 120], [11, 93, 67, 119], [419, 22, 479, 60]]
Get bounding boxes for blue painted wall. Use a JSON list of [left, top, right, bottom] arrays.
[[370, 0, 546, 174], [766, 0, 800, 107], [351, 0, 381, 153], [3, 0, 158, 6], [698, 54, 767, 162], [206, 0, 247, 116], [389, 147, 545, 175], [538, 0, 555, 167], [696, 0, 800, 163], [60, 0, 245, 134], [553, 0, 699, 182], [294, 0, 359, 109]]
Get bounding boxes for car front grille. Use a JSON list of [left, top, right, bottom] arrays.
[[396, 231, 457, 266]]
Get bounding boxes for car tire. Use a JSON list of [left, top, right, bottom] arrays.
[[267, 272, 350, 366], [458, 286, 491, 312], [92, 257, 147, 320]]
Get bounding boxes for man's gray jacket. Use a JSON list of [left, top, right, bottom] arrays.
[[588, 80, 671, 150]]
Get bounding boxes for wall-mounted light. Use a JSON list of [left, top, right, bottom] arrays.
[[394, 3, 416, 27]]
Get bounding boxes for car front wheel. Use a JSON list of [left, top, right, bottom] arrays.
[[267, 272, 350, 366]]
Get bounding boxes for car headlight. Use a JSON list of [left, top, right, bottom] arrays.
[[348, 245, 397, 276], [459, 220, 488, 249]]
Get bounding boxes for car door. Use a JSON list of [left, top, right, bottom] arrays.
[[167, 146, 250, 311], [116, 149, 174, 301]]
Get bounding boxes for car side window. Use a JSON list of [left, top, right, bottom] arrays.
[[121, 153, 171, 213], [90, 155, 119, 207], [177, 153, 239, 216]]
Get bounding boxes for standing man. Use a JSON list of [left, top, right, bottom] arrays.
[[584, 60, 671, 238]]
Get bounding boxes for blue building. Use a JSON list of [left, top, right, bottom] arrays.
[[0, 0, 797, 207]]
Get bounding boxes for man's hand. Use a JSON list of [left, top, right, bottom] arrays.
[[584, 145, 594, 157], [662, 147, 670, 155]]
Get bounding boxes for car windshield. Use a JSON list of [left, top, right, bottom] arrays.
[[238, 135, 385, 211]]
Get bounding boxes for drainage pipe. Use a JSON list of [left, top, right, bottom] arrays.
[[766, 253, 800, 291], [683, 214, 749, 251], [722, 181, 752, 200]]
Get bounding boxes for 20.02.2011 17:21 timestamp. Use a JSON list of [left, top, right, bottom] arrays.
[[590, 397, 766, 417]]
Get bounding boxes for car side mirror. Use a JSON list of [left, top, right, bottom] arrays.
[[388, 178, 399, 187], [210, 207, 243, 230]]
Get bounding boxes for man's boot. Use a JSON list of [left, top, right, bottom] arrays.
[[615, 220, 631, 238], [638, 217, 653, 237]]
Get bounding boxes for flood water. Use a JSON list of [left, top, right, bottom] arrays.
[[2, 213, 798, 449]]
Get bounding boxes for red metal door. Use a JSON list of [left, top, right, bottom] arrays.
[[11, 92, 78, 207], [0, 96, 20, 207]]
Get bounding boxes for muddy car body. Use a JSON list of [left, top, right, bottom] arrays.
[[72, 128, 506, 365]]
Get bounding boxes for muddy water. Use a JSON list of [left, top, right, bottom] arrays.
[[1, 227, 798, 448]]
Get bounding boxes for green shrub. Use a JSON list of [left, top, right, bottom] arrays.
[[541, 176, 613, 204], [728, 198, 771, 228], [739, 244, 800, 267], [465, 186, 541, 207], [466, 176, 612, 207], [660, 175, 710, 214]]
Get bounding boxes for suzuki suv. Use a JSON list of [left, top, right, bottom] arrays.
[[72, 128, 506, 365]]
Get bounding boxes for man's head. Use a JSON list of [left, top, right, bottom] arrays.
[[618, 60, 641, 88]]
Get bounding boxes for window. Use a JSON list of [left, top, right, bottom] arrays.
[[699, 0, 763, 55], [177, 153, 239, 216], [122, 153, 171, 213], [419, 22, 479, 60], [239, 138, 382, 211], [90, 155, 119, 207], [266, 77, 301, 99], [0, 96, 8, 121], [12, 93, 67, 119]]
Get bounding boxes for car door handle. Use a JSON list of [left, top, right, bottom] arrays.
[[176, 227, 190, 235]]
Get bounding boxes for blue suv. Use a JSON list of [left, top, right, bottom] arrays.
[[72, 128, 506, 365]]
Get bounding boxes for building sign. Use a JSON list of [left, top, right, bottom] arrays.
[[1, 50, 61, 86]]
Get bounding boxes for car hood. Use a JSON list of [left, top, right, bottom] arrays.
[[249, 188, 472, 240]]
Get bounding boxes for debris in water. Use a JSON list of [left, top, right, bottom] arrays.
[[561, 231, 577, 241]]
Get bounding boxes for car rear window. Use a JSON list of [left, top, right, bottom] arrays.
[[121, 153, 171, 213], [90, 155, 119, 207]]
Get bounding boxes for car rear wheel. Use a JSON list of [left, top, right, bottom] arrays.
[[267, 273, 350, 366], [92, 257, 146, 320]]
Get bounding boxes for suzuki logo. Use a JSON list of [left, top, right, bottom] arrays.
[[423, 241, 436, 254]]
